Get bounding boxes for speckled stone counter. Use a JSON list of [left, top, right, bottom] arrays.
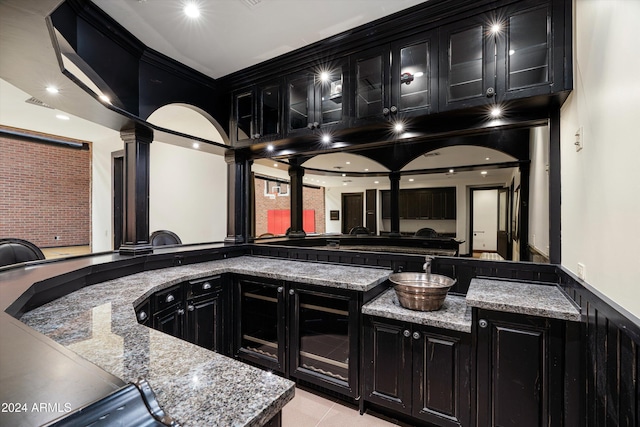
[[333, 245, 457, 256], [466, 278, 582, 321], [362, 289, 472, 333], [19, 256, 391, 426]]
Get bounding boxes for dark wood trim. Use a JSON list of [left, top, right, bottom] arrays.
[[549, 107, 562, 263]]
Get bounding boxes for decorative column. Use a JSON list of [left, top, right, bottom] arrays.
[[288, 161, 306, 238], [119, 123, 153, 255], [388, 171, 401, 237], [225, 149, 251, 244]]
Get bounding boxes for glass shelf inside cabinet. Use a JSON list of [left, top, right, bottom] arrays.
[[508, 7, 549, 89], [297, 292, 350, 383], [399, 42, 430, 110], [289, 77, 309, 130], [356, 56, 383, 118], [241, 284, 279, 361], [448, 26, 484, 100], [320, 72, 343, 124]]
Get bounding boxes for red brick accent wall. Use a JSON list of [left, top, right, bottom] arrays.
[[254, 177, 325, 236], [0, 126, 91, 248]]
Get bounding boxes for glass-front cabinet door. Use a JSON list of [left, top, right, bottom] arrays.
[[232, 82, 281, 145], [353, 49, 388, 125], [440, 15, 495, 111], [391, 31, 438, 117], [234, 276, 286, 373], [285, 63, 346, 136], [288, 285, 359, 397], [500, 1, 554, 99]]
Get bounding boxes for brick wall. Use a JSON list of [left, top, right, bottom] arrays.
[[0, 126, 91, 248], [254, 176, 325, 236]]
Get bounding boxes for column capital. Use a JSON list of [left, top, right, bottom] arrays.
[[120, 123, 153, 144]]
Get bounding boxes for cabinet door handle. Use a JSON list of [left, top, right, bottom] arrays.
[[165, 294, 175, 303], [313, 121, 319, 129], [277, 286, 284, 293], [479, 319, 488, 328], [412, 332, 420, 340], [486, 87, 495, 97], [403, 329, 411, 338], [390, 105, 398, 114], [187, 305, 195, 312], [177, 308, 185, 315], [138, 311, 147, 321], [202, 282, 212, 290], [289, 289, 295, 296], [382, 107, 390, 116]]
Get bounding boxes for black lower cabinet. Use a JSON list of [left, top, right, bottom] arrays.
[[135, 275, 227, 354], [233, 276, 381, 399], [363, 316, 472, 427], [474, 309, 566, 427], [233, 275, 287, 373], [185, 276, 225, 352], [288, 284, 360, 398]]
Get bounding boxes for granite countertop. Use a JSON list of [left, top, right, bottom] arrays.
[[466, 278, 582, 322], [334, 245, 458, 256], [362, 289, 472, 333], [18, 256, 391, 426]]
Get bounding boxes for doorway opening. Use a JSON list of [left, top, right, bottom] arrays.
[[470, 187, 512, 260]]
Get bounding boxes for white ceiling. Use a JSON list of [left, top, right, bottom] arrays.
[[92, 0, 429, 79]]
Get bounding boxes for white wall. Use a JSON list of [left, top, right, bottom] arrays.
[[91, 136, 227, 252], [529, 126, 550, 257], [91, 133, 122, 252], [560, 0, 640, 317], [149, 142, 227, 244]]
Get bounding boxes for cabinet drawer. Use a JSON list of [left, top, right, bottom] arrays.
[[188, 275, 222, 298], [153, 284, 182, 312]]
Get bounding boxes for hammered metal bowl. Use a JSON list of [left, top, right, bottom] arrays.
[[389, 272, 456, 311]]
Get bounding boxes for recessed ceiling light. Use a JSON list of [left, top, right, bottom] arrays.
[[192, 142, 200, 149], [409, 178, 414, 182], [184, 3, 200, 18], [319, 71, 330, 82], [481, 171, 488, 175], [55, 114, 70, 120], [364, 168, 369, 172], [273, 163, 278, 167], [485, 157, 490, 161], [490, 107, 502, 117], [345, 161, 351, 165], [99, 95, 111, 104], [321, 134, 331, 143], [341, 173, 346, 177], [46, 86, 59, 94], [374, 181, 379, 184], [394, 122, 404, 133], [449, 169, 455, 173], [343, 183, 347, 186], [266, 144, 274, 151], [491, 23, 501, 34]]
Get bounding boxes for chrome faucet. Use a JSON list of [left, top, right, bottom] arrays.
[[423, 255, 434, 274]]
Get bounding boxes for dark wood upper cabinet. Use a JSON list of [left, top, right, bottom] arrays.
[[439, 14, 495, 111], [232, 82, 282, 144], [352, 31, 438, 127], [285, 61, 348, 136], [440, 1, 558, 111], [226, 0, 570, 147], [382, 187, 456, 220]]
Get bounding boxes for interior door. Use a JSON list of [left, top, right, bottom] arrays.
[[342, 193, 364, 234], [497, 187, 511, 259]]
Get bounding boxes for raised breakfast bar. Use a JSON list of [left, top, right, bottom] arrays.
[[1, 243, 636, 427]]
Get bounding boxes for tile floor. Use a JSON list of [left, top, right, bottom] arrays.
[[282, 386, 410, 427]]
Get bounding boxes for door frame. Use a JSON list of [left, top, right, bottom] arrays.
[[341, 192, 364, 234], [469, 186, 503, 256], [112, 150, 124, 250]]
